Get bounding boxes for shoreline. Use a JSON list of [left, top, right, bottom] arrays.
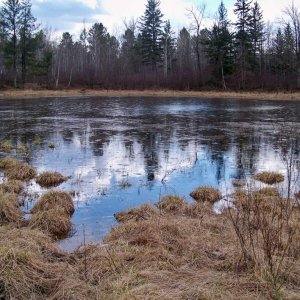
[[0, 88, 300, 101]]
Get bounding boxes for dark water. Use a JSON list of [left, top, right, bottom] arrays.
[[0, 96, 299, 251]]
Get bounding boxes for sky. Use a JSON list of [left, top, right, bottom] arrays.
[[0, 0, 294, 39]]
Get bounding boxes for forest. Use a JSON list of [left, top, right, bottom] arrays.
[[0, 0, 299, 91]]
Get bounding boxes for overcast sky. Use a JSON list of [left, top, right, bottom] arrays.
[[0, 0, 293, 38]]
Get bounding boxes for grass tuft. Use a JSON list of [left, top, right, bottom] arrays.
[[31, 190, 74, 216], [0, 180, 24, 194], [0, 141, 13, 152], [253, 171, 284, 185], [36, 171, 68, 188], [0, 157, 19, 170], [29, 206, 72, 239], [0, 191, 22, 224], [157, 195, 186, 213], [114, 204, 159, 223], [190, 186, 222, 203], [5, 162, 36, 181]]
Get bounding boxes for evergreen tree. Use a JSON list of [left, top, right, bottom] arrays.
[[121, 28, 137, 72], [1, 0, 22, 87], [283, 23, 296, 74], [161, 20, 175, 78], [249, 1, 264, 73], [272, 28, 284, 75], [19, 0, 36, 86], [205, 1, 233, 89], [139, 0, 164, 70], [234, 0, 252, 88]]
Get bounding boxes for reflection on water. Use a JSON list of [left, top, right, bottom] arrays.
[[0, 97, 299, 251]]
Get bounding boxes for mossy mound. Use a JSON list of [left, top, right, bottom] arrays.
[[0, 180, 24, 194], [36, 171, 68, 188], [5, 162, 36, 181], [115, 204, 159, 223], [190, 186, 222, 203], [253, 171, 284, 185], [29, 206, 72, 239], [157, 195, 186, 213], [0, 192, 22, 225], [31, 190, 74, 216]]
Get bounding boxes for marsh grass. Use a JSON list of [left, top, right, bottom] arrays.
[[0, 180, 24, 194], [29, 206, 72, 239], [0, 157, 19, 170], [253, 171, 284, 185], [16, 144, 28, 154], [114, 204, 159, 223], [0, 192, 22, 225], [5, 162, 36, 181], [36, 171, 68, 188], [157, 195, 186, 213], [0, 141, 13, 152], [190, 186, 222, 203], [31, 190, 74, 216]]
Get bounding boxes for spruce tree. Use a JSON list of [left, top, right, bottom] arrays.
[[205, 1, 233, 89], [139, 0, 164, 70], [234, 0, 252, 88]]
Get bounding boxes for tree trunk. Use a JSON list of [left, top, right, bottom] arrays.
[[297, 66, 300, 89]]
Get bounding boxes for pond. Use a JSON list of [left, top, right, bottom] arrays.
[[0, 96, 299, 251]]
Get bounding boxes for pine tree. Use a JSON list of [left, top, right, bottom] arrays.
[[249, 1, 264, 73], [1, 0, 22, 87], [205, 1, 233, 89], [283, 23, 296, 74], [234, 0, 252, 88], [161, 20, 175, 78], [19, 0, 36, 87], [272, 28, 284, 75], [139, 0, 164, 70]]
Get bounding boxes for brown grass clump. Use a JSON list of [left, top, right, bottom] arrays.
[[157, 195, 187, 213], [253, 171, 284, 185], [0, 226, 76, 300], [0, 180, 24, 194], [114, 204, 159, 223], [190, 186, 222, 203], [0, 141, 13, 152], [0, 191, 22, 224], [0, 157, 19, 170], [29, 206, 72, 239], [36, 171, 68, 188], [31, 190, 74, 216], [5, 162, 36, 181]]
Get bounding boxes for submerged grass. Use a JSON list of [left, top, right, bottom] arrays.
[[253, 171, 284, 185], [31, 190, 74, 215], [190, 186, 222, 203], [36, 171, 68, 188]]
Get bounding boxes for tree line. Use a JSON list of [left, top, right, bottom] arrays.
[[0, 0, 299, 90]]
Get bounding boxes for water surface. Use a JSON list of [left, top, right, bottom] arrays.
[[0, 96, 299, 251]]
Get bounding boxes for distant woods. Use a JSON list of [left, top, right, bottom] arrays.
[[0, 0, 300, 90]]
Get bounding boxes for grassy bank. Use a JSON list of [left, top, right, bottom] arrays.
[[0, 153, 300, 299], [0, 88, 300, 101]]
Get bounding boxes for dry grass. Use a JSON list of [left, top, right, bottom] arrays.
[[253, 171, 284, 185], [31, 190, 74, 215], [0, 141, 13, 152], [0, 191, 22, 225], [36, 171, 68, 188], [0, 180, 24, 194], [5, 162, 36, 181], [114, 204, 159, 223], [190, 186, 222, 203], [157, 195, 187, 213], [29, 206, 72, 239], [0, 157, 19, 170], [1, 88, 300, 101]]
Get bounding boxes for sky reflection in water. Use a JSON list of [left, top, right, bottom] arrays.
[[0, 96, 299, 251]]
